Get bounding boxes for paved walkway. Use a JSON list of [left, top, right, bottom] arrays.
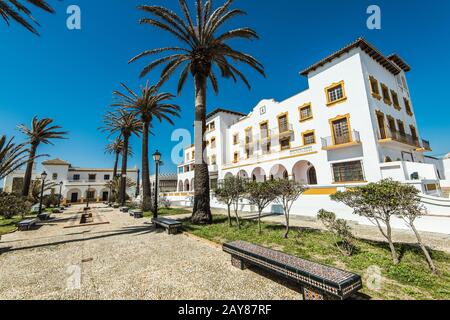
[[0, 205, 300, 300], [205, 208, 450, 253]]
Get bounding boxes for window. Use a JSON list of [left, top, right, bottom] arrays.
[[245, 128, 252, 144], [376, 111, 387, 139], [211, 155, 217, 165], [330, 115, 351, 145], [397, 120, 406, 136], [192, 151, 195, 159], [380, 83, 392, 105], [387, 116, 397, 133], [73, 174, 80, 181], [260, 122, 271, 154], [52, 173, 58, 180], [211, 137, 216, 149], [325, 81, 346, 105], [233, 134, 239, 145], [299, 103, 313, 122], [104, 175, 110, 181], [88, 174, 96, 182], [278, 114, 288, 133], [302, 130, 316, 146], [233, 152, 239, 163], [404, 98, 413, 116], [369, 76, 381, 99], [332, 161, 365, 183], [209, 121, 215, 131], [86, 190, 95, 200], [280, 138, 290, 151], [410, 125, 418, 142], [391, 90, 400, 110]]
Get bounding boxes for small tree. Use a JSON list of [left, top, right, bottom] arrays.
[[214, 177, 234, 227], [272, 179, 306, 238], [230, 176, 246, 229], [245, 180, 277, 234], [317, 209, 355, 256], [395, 184, 438, 273], [332, 179, 403, 265]]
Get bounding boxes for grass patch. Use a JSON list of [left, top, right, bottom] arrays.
[[0, 214, 36, 236], [143, 207, 191, 218], [182, 215, 450, 300]]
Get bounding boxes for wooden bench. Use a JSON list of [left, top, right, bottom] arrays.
[[223, 241, 362, 300], [37, 213, 51, 221], [18, 219, 38, 231], [130, 210, 143, 219], [152, 217, 182, 235]]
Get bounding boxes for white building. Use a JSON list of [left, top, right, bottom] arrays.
[[173, 38, 450, 234], [3, 159, 138, 204]]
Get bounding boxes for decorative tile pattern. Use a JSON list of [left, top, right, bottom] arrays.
[[223, 241, 362, 299], [303, 287, 324, 300]]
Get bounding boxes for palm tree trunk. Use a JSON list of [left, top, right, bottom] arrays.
[[191, 73, 212, 225], [113, 152, 119, 178], [120, 134, 130, 206], [21, 143, 37, 198], [141, 121, 152, 211]]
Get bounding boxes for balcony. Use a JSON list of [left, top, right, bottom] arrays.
[[278, 124, 294, 139], [378, 129, 425, 149], [321, 130, 361, 151]]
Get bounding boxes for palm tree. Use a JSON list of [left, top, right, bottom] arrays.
[[18, 117, 67, 197], [101, 109, 141, 205], [105, 137, 134, 179], [112, 82, 180, 211], [129, 0, 265, 224], [0, 0, 55, 35], [0, 135, 29, 180]]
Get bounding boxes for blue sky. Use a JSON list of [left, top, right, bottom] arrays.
[[1, 0, 449, 178]]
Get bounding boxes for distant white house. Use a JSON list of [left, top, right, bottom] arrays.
[[3, 159, 138, 203]]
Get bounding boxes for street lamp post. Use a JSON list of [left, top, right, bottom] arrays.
[[86, 184, 91, 210], [152, 150, 161, 219], [38, 171, 47, 216], [57, 181, 63, 208]]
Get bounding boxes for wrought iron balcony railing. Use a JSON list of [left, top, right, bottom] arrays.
[[321, 130, 361, 150]]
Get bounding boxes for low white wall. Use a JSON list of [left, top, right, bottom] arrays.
[[166, 192, 450, 235]]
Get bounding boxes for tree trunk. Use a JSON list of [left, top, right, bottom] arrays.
[[284, 210, 290, 239], [119, 134, 130, 206], [191, 73, 212, 225], [233, 201, 241, 229], [141, 121, 152, 211], [258, 209, 262, 235], [21, 143, 37, 198], [410, 222, 437, 273], [113, 152, 119, 179], [227, 204, 232, 227], [385, 221, 399, 265]]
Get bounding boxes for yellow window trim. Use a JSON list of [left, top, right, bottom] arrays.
[[380, 83, 392, 106], [325, 80, 347, 106], [375, 110, 388, 138], [403, 98, 414, 116], [328, 113, 352, 145], [369, 76, 381, 100], [302, 130, 316, 146], [390, 90, 401, 110], [232, 133, 239, 145], [298, 103, 313, 122]]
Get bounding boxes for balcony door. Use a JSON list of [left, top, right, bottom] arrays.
[[376, 113, 387, 139], [332, 117, 350, 145]]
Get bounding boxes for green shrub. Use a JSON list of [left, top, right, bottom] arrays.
[[0, 192, 32, 218]]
